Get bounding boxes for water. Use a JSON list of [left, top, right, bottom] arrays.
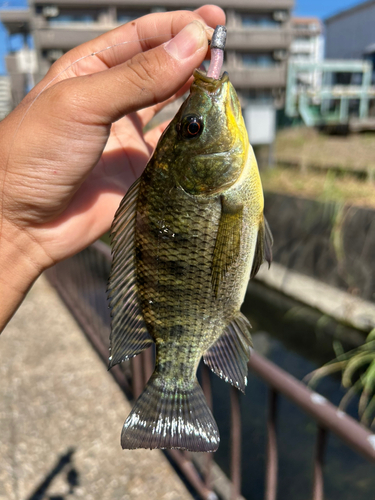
[[203, 280, 374, 500]]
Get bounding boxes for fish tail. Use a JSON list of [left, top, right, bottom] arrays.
[[121, 373, 220, 452]]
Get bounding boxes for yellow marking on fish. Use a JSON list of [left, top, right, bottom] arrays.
[[224, 83, 248, 159]]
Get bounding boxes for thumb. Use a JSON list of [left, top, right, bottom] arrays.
[[52, 21, 209, 126]]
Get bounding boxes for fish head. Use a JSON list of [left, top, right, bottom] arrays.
[[155, 70, 250, 196]]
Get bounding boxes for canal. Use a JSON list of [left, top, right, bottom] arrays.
[[208, 279, 374, 500]]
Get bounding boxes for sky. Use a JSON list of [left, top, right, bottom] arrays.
[[0, 0, 369, 74]]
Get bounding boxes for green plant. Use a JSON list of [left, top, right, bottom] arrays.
[[308, 329, 375, 428]]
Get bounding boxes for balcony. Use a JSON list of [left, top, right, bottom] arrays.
[[33, 0, 294, 9], [33, 27, 108, 50], [226, 28, 293, 51], [291, 41, 315, 54], [0, 8, 31, 34], [33, 25, 293, 52], [226, 65, 287, 89]]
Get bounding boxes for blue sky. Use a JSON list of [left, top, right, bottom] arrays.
[[0, 0, 368, 74], [294, 0, 363, 17]]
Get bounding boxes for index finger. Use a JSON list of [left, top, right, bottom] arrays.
[[46, 7, 224, 81]]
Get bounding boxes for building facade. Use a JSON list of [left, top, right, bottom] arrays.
[[325, 0, 375, 61], [289, 17, 323, 91], [1, 0, 294, 111]]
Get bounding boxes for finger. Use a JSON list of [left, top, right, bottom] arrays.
[[137, 77, 193, 128], [48, 21, 210, 126], [144, 120, 171, 151], [195, 5, 226, 25], [45, 7, 224, 82]]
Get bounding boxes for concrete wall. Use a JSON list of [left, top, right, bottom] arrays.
[[325, 2, 375, 59], [264, 192, 375, 302]]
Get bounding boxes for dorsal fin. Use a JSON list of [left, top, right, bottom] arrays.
[[211, 197, 243, 297], [250, 216, 273, 279], [203, 312, 252, 393], [107, 178, 153, 369]]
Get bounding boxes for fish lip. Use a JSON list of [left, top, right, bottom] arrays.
[[193, 69, 229, 91], [193, 69, 229, 84]]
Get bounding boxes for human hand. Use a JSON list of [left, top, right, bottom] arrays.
[[0, 6, 225, 329]]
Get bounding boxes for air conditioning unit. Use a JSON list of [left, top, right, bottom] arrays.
[[43, 5, 59, 18], [273, 50, 288, 61], [273, 10, 288, 22], [46, 49, 64, 62]]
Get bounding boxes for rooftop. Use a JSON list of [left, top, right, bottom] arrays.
[[292, 16, 322, 26]]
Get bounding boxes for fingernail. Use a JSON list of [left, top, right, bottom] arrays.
[[164, 21, 206, 61]]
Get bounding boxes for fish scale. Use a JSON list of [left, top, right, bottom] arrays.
[[108, 56, 272, 451], [137, 183, 220, 334]]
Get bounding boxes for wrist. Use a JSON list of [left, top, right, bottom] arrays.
[[0, 219, 48, 331]]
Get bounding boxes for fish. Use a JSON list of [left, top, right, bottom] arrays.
[[107, 67, 272, 452]]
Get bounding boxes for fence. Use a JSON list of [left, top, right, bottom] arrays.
[[46, 241, 375, 500]]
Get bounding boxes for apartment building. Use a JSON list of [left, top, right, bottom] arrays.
[[1, 0, 294, 110], [290, 17, 323, 90]]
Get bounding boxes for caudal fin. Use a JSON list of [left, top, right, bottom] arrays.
[[121, 374, 220, 452]]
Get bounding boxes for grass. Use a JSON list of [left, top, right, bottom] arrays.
[[275, 127, 375, 174], [261, 165, 375, 209], [261, 126, 375, 208]]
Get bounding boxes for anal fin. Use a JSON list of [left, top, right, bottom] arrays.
[[203, 313, 252, 393]]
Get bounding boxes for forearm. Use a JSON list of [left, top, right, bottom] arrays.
[[0, 220, 46, 331]]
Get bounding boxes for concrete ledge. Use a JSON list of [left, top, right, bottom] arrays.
[[255, 262, 375, 333]]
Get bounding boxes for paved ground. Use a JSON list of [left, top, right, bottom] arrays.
[[0, 275, 192, 500]]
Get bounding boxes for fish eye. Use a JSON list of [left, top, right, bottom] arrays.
[[178, 115, 203, 139]]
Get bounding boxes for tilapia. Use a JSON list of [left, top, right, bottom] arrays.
[[107, 33, 272, 452]]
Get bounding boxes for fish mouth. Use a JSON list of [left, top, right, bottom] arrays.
[[194, 69, 229, 83], [193, 69, 229, 92]]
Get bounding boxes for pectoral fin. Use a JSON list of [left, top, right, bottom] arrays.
[[107, 178, 154, 369], [203, 313, 252, 393], [211, 197, 243, 297], [250, 216, 273, 279]]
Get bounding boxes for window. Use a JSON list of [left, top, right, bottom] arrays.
[[241, 13, 280, 27], [242, 89, 273, 103], [242, 53, 275, 67], [118, 10, 149, 23], [42, 49, 65, 63], [294, 36, 311, 42], [48, 9, 100, 24]]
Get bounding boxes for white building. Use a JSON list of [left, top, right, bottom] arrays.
[[290, 17, 324, 90]]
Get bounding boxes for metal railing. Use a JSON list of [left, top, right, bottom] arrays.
[[46, 241, 375, 500]]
